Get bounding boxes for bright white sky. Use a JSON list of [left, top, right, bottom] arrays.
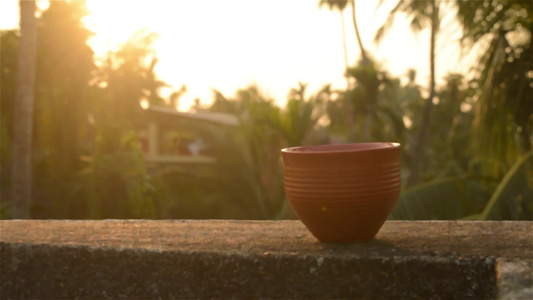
[[0, 0, 470, 111]]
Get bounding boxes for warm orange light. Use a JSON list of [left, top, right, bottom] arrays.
[[84, 0, 151, 54], [140, 99, 150, 110], [80, 0, 469, 112]]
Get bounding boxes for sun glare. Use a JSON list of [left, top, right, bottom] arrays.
[[1, 0, 474, 112], [82, 0, 353, 110], [84, 0, 151, 55], [77, 0, 470, 112]]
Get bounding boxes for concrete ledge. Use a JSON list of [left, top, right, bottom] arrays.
[[1, 220, 532, 299]]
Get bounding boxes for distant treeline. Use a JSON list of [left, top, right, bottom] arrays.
[[1, 0, 531, 220]]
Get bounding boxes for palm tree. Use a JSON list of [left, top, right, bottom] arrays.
[[11, 0, 37, 218], [349, 0, 368, 61], [386, 0, 532, 221], [344, 57, 409, 146], [320, 0, 349, 73], [455, 0, 532, 174], [320, 0, 368, 62], [375, 0, 440, 186], [319, 0, 369, 141], [273, 82, 325, 147]]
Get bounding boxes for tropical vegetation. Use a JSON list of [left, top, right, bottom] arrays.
[[0, 0, 531, 220]]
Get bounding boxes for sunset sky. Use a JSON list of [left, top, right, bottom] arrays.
[[0, 0, 470, 111]]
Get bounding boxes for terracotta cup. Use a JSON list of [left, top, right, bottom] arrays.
[[281, 143, 401, 243]]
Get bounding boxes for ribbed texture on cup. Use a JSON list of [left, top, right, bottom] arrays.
[[282, 143, 401, 243]]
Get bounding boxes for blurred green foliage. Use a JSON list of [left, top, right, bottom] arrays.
[[0, 0, 531, 220]]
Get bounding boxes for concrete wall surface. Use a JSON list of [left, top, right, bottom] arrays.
[[1, 220, 531, 299]]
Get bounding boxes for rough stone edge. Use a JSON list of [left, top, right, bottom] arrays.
[[1, 241, 497, 300], [496, 258, 533, 300]]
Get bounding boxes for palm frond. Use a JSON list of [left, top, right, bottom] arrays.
[[373, 0, 404, 43], [318, 0, 348, 11], [391, 176, 494, 220], [480, 151, 533, 220]]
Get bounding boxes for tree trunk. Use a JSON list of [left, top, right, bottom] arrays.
[[340, 10, 355, 142], [12, 0, 37, 218], [407, 0, 438, 187], [351, 0, 372, 141], [363, 105, 373, 141], [350, 0, 367, 62], [340, 11, 349, 71]]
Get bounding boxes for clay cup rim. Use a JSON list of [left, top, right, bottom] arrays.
[[281, 142, 400, 155]]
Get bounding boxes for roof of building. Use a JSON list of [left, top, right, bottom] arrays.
[[144, 106, 239, 126]]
